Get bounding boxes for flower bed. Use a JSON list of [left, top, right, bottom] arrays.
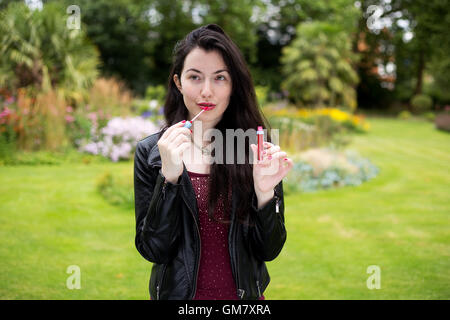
[[78, 116, 161, 162], [284, 148, 379, 194]]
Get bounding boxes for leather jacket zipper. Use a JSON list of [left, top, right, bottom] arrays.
[[154, 180, 167, 216], [256, 280, 261, 298], [275, 195, 280, 213], [161, 179, 168, 200], [182, 195, 201, 299], [156, 264, 167, 300], [229, 209, 243, 299]]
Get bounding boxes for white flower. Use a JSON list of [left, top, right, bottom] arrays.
[[80, 116, 159, 161], [149, 99, 159, 110]]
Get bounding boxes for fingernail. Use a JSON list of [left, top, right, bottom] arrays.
[[263, 151, 266, 154], [189, 129, 192, 133], [284, 158, 288, 161], [182, 120, 186, 123]]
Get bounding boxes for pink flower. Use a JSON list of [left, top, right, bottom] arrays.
[[65, 115, 75, 123], [66, 106, 73, 113], [5, 96, 15, 104], [0, 107, 12, 118], [88, 112, 97, 121]]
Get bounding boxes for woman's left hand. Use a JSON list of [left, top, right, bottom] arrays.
[[250, 142, 294, 207]]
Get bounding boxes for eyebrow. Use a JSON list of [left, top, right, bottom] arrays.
[[185, 68, 229, 74]]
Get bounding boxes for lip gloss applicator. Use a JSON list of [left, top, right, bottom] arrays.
[[183, 108, 208, 129]]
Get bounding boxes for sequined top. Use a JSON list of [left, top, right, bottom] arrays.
[[187, 170, 265, 300]]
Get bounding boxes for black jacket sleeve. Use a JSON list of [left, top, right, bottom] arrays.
[[134, 141, 182, 264], [249, 180, 287, 261]]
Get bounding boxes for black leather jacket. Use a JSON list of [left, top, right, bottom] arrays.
[[134, 132, 287, 300]]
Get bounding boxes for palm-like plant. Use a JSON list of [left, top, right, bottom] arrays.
[[281, 22, 359, 110], [0, 2, 99, 101]]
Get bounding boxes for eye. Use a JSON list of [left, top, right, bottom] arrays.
[[189, 75, 200, 80], [216, 75, 226, 81]]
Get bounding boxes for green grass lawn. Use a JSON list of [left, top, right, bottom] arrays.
[[0, 117, 449, 299]]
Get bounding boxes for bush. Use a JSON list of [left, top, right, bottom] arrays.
[[423, 112, 435, 122], [145, 85, 166, 105], [411, 94, 433, 113], [280, 22, 359, 110], [96, 170, 133, 209], [1, 88, 70, 152], [262, 105, 369, 153], [398, 110, 412, 120], [87, 77, 134, 118], [255, 86, 269, 108]]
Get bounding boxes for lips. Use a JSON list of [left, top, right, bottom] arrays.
[[198, 103, 216, 111]]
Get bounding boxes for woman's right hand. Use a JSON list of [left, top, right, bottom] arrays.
[[158, 120, 192, 183]]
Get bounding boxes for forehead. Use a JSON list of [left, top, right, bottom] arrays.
[[182, 47, 227, 74]]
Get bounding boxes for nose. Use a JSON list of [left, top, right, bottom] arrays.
[[200, 79, 212, 98]]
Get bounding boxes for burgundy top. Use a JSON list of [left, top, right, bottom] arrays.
[[188, 170, 264, 300]]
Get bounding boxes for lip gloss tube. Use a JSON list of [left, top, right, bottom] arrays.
[[257, 126, 264, 161]]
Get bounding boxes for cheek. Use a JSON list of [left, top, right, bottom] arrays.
[[220, 87, 232, 103], [181, 84, 198, 102]]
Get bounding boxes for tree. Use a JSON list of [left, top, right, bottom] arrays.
[[355, 0, 450, 109], [252, 0, 359, 91], [45, 0, 154, 95]]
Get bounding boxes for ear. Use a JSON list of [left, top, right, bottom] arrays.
[[173, 74, 182, 93]]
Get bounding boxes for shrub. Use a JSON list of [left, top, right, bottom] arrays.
[[96, 170, 134, 209], [398, 110, 412, 120], [411, 94, 433, 113], [280, 22, 359, 110], [145, 85, 166, 105], [87, 77, 134, 118], [0, 88, 70, 152], [255, 85, 269, 108], [423, 112, 435, 122], [262, 105, 369, 152]]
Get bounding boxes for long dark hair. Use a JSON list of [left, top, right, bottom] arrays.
[[161, 24, 271, 223]]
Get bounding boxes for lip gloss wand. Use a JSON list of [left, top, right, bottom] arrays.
[[183, 108, 206, 129]]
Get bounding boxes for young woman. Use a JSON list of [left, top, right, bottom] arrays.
[[134, 24, 293, 300]]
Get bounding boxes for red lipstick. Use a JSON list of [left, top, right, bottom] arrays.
[[198, 102, 216, 111]]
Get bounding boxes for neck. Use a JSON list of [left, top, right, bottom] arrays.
[[190, 119, 218, 148]]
